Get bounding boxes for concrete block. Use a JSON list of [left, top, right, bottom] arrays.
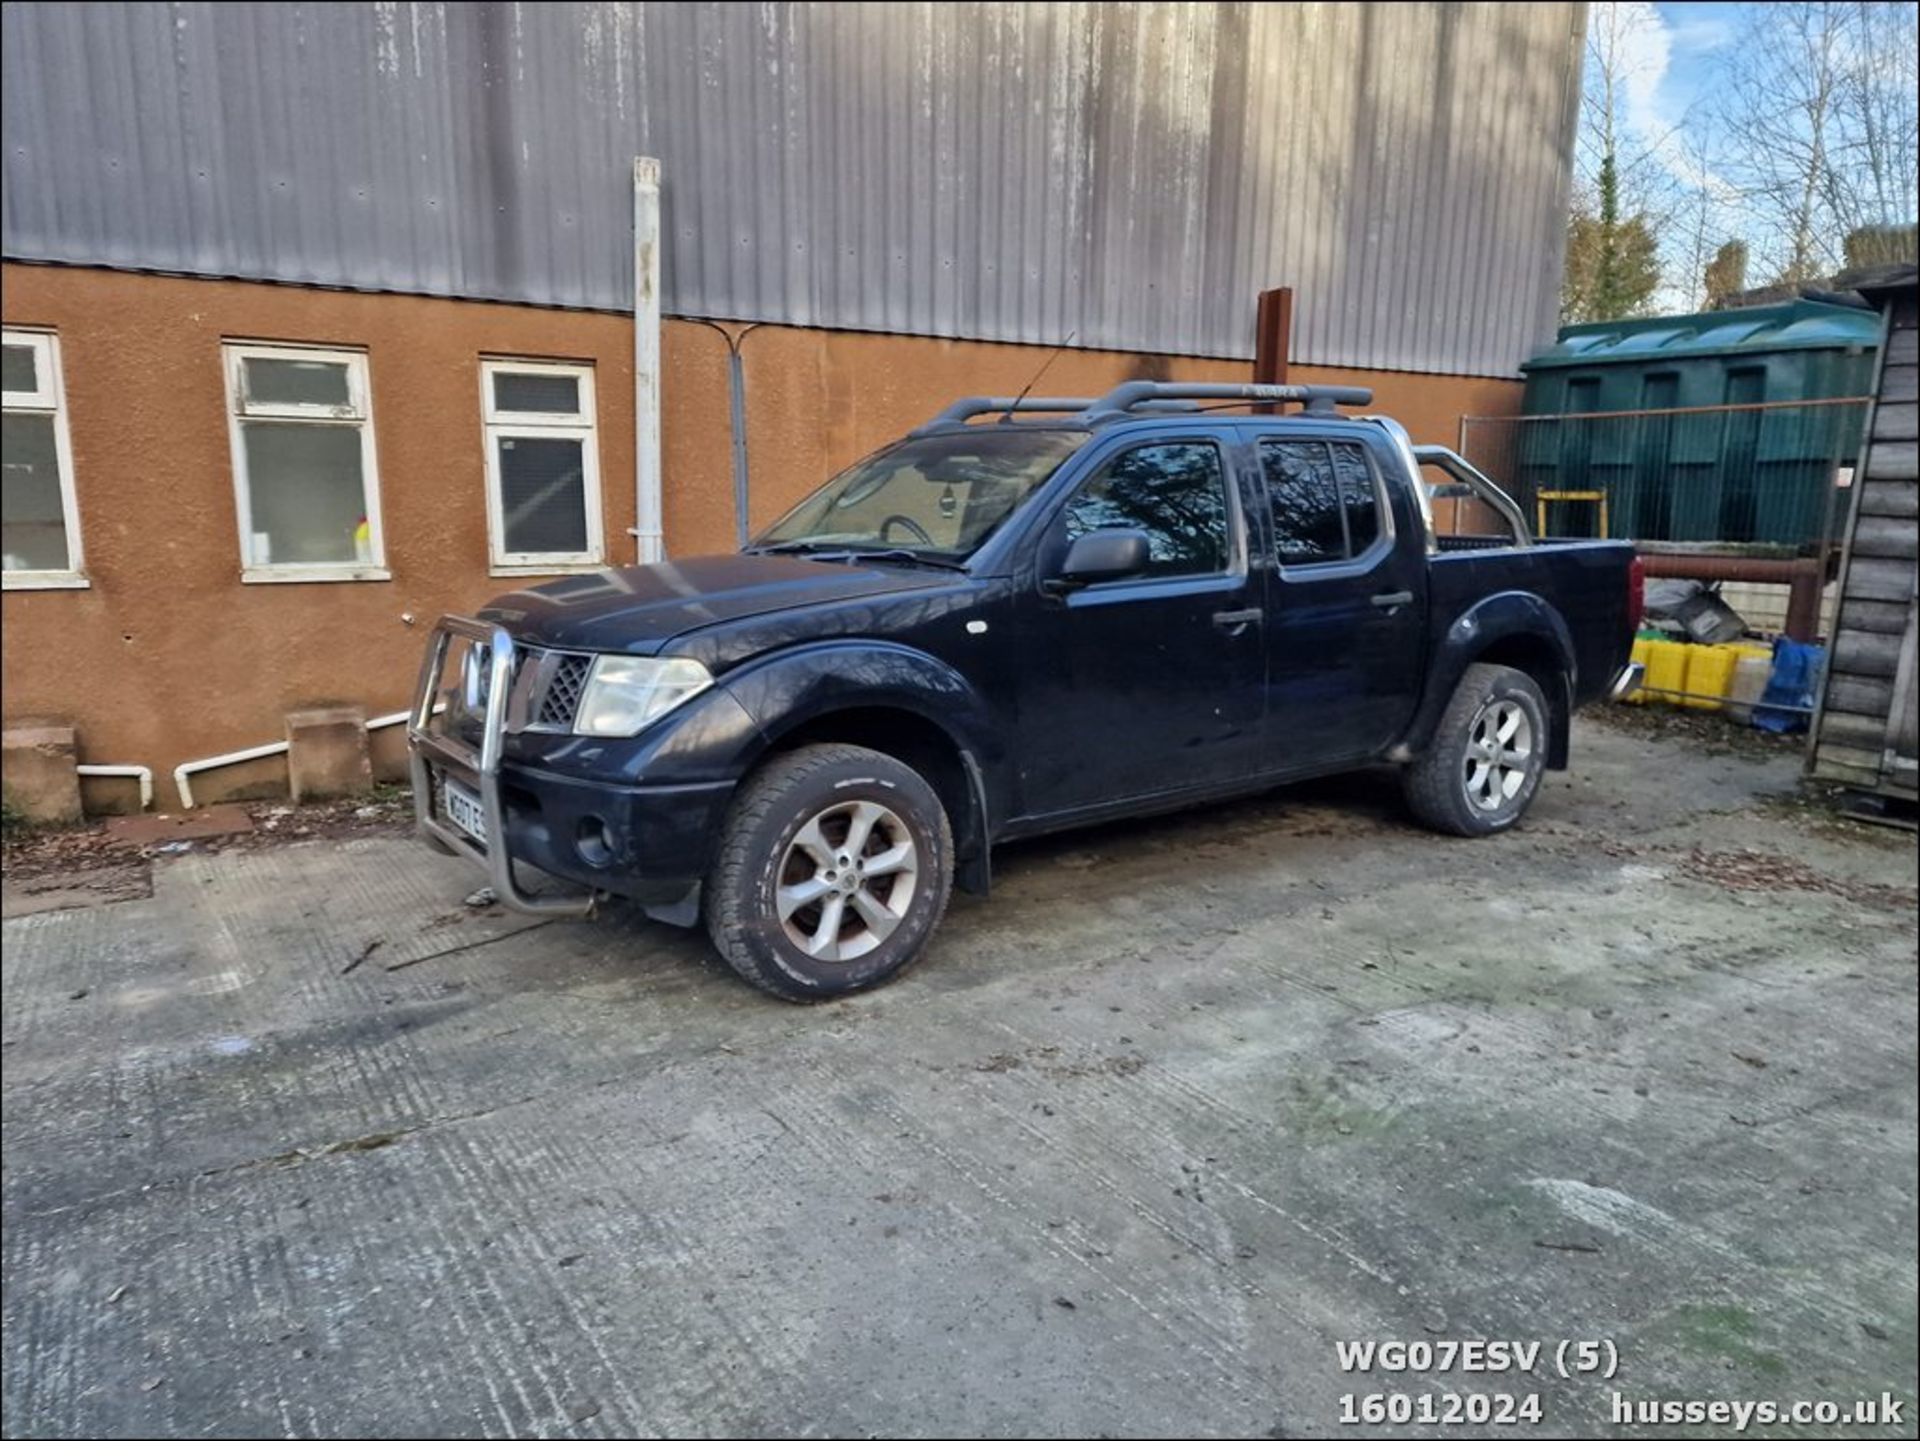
[[285, 705, 371, 803], [368, 722, 412, 785], [2, 720, 84, 824], [106, 804, 254, 845]]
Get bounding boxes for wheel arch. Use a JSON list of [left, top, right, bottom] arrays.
[[759, 705, 991, 893], [1399, 594, 1576, 769], [717, 642, 1000, 893]]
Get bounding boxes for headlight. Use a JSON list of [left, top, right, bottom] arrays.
[[573, 655, 713, 736]]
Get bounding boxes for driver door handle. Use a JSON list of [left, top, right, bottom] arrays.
[[1371, 590, 1414, 610], [1212, 606, 1263, 632]]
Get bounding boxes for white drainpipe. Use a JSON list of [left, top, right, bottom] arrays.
[[171, 707, 440, 808], [630, 155, 665, 566], [174, 741, 290, 811], [75, 764, 154, 811]]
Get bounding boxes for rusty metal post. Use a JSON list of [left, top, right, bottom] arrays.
[[1639, 552, 1827, 642], [1784, 560, 1825, 642], [1253, 287, 1293, 414]]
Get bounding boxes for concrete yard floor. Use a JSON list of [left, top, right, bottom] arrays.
[[3, 719, 1916, 1439]]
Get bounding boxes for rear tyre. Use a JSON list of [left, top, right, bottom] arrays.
[[704, 743, 953, 1002], [1403, 662, 1549, 837]]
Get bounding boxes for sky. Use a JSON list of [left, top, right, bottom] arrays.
[[1592, 3, 1824, 309], [1609, 1, 1738, 190], [1646, 2, 1740, 126], [1581, 1, 1742, 308], [1596, 1, 1920, 309]]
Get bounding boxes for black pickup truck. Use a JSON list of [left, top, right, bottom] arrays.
[[409, 382, 1642, 1001]]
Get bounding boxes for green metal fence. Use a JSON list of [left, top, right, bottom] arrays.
[[1457, 398, 1873, 550]]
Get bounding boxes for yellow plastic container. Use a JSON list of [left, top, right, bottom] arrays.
[[1683, 643, 1742, 711], [1641, 638, 1689, 707]]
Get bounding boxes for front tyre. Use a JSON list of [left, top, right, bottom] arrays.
[[1403, 662, 1549, 837], [704, 743, 954, 1001]]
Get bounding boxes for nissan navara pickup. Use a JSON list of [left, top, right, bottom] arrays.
[[409, 382, 1644, 1001]]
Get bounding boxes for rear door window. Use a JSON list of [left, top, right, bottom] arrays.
[[1260, 438, 1384, 566], [1330, 442, 1380, 554]]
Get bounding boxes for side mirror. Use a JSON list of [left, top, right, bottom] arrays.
[[1055, 528, 1151, 587]]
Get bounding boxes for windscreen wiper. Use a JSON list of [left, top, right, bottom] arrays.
[[752, 541, 966, 571], [827, 546, 968, 571], [750, 540, 836, 555]]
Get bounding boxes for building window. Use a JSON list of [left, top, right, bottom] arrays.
[[2, 329, 85, 588], [481, 359, 604, 573], [223, 343, 386, 582]]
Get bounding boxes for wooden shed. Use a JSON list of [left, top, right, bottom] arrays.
[[1808, 263, 1919, 804]]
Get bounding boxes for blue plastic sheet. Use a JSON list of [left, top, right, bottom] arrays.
[[1754, 637, 1825, 733]]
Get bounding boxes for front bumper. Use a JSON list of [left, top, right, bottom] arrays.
[[407, 616, 731, 919]]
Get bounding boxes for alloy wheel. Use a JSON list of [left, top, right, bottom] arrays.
[[1462, 699, 1535, 813], [775, 799, 921, 961]]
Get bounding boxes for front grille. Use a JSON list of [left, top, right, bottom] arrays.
[[459, 645, 593, 734], [535, 653, 593, 730], [470, 652, 516, 714]]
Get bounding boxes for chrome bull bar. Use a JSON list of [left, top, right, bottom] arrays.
[[407, 615, 596, 917]]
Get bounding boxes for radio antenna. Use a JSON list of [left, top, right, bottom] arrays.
[[1001, 331, 1076, 422]]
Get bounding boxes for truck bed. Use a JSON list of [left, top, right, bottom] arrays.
[[1428, 538, 1637, 705]]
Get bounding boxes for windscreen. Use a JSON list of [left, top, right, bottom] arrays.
[[754, 430, 1090, 558]]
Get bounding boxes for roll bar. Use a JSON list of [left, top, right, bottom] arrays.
[[1410, 444, 1534, 546]]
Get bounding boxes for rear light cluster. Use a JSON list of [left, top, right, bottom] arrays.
[[1627, 553, 1646, 632]]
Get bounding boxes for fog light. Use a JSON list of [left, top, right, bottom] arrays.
[[575, 816, 615, 868]]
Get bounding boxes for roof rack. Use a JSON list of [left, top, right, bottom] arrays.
[[1085, 381, 1374, 421], [909, 395, 1201, 436], [911, 381, 1374, 435], [911, 397, 1095, 435]]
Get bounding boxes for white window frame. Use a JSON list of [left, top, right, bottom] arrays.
[[2, 328, 87, 589], [223, 342, 388, 583], [480, 358, 604, 575]]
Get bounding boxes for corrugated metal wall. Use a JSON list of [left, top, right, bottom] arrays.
[[1, 1, 1583, 376]]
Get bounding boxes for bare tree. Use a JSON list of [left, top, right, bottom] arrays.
[[1712, 1, 1919, 284], [1563, 1, 1669, 319], [1666, 117, 1732, 311], [1836, 1, 1919, 245], [1573, 2, 1675, 215]]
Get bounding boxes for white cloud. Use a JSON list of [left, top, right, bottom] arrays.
[[1591, 1, 1734, 200], [1666, 13, 1734, 56], [1611, 1, 1674, 140]]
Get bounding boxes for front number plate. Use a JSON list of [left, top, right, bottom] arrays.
[[441, 775, 488, 844]]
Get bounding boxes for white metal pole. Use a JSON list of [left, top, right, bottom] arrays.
[[632, 156, 664, 565]]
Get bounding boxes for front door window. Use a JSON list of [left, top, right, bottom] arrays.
[[1059, 441, 1231, 580]]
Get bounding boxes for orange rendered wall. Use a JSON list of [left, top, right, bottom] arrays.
[[1, 264, 1520, 807]]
